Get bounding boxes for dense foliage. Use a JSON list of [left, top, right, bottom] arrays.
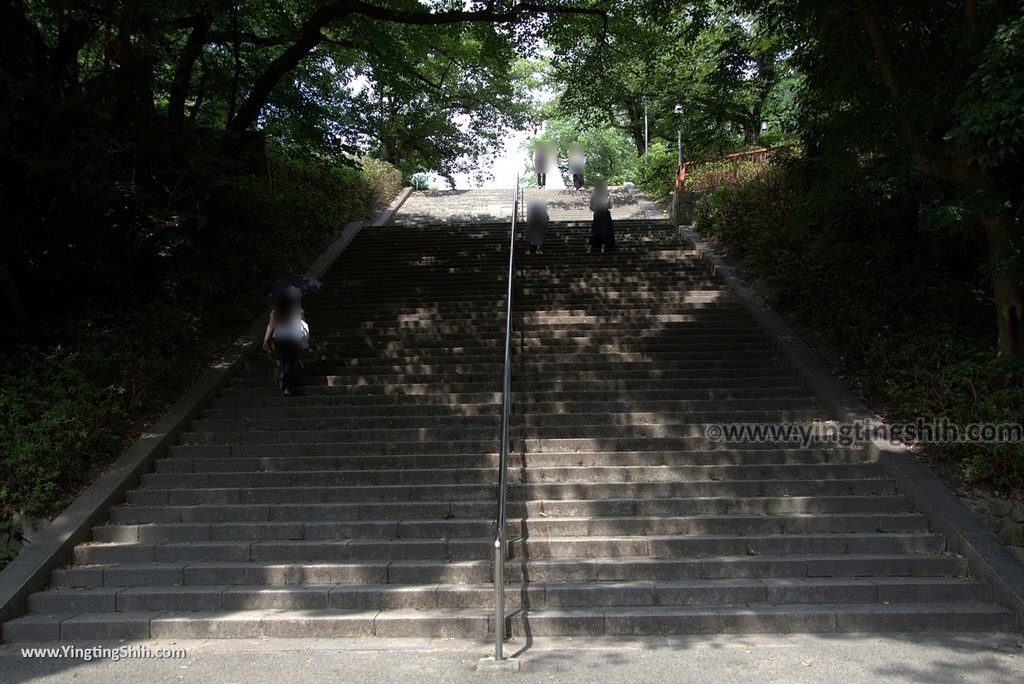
[[696, 164, 1024, 490], [0, 145, 387, 548], [547, 1, 800, 157], [736, 0, 1024, 358], [524, 109, 640, 186]]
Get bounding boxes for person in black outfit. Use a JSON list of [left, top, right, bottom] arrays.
[[588, 180, 616, 252]]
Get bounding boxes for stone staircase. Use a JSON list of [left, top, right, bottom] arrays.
[[2, 191, 1014, 641]]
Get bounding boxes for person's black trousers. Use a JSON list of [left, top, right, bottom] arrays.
[[573, 173, 584, 190], [537, 172, 546, 187], [274, 339, 302, 391], [589, 209, 616, 249]]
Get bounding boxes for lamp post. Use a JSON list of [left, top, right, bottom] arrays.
[[644, 99, 649, 155], [674, 103, 684, 168]]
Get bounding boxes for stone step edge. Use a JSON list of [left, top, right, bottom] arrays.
[[4, 602, 1013, 641], [24, 577, 991, 613]]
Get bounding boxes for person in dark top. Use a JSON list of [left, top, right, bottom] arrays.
[[262, 286, 309, 396]]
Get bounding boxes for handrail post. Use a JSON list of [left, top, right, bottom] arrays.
[[493, 176, 519, 662]]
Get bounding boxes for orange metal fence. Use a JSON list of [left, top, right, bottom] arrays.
[[675, 143, 799, 192]]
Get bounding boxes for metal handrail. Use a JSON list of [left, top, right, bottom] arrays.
[[674, 143, 799, 192], [492, 176, 519, 661]]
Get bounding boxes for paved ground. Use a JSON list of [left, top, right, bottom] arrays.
[[391, 187, 664, 224], [3, 633, 1022, 683]]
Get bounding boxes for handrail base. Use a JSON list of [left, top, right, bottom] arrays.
[[477, 656, 522, 673]]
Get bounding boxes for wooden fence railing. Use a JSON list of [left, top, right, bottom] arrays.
[[675, 143, 799, 192]]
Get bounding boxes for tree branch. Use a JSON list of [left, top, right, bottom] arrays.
[[207, 30, 293, 47], [168, 11, 214, 130], [347, 0, 606, 27], [227, 0, 607, 132]]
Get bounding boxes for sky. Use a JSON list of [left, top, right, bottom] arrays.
[[426, 66, 557, 190], [436, 127, 534, 190]]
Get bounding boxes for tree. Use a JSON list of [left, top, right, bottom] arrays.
[[737, 0, 1024, 357], [525, 110, 639, 185], [548, 1, 796, 158], [341, 22, 534, 181]]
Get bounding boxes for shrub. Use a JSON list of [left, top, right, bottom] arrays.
[[0, 142, 382, 550], [0, 347, 122, 521], [360, 157, 404, 212], [694, 161, 1024, 492], [636, 141, 678, 200]]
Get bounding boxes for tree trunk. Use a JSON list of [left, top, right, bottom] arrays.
[[852, 0, 1024, 358], [623, 99, 645, 156], [188, 59, 209, 124], [227, 5, 241, 122], [982, 214, 1024, 358], [168, 12, 214, 131], [52, 18, 93, 97], [0, 260, 30, 329], [110, 0, 154, 132], [744, 117, 761, 146]]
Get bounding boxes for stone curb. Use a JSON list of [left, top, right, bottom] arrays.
[[678, 224, 1024, 631], [378, 187, 413, 226], [0, 202, 394, 626]]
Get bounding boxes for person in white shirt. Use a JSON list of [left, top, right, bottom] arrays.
[[262, 286, 310, 396]]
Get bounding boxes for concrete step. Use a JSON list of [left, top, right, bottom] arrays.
[[11, 599, 1005, 641], [111, 494, 912, 525], [1, 608, 489, 641], [506, 602, 1014, 636], [208, 386, 817, 407], [124, 479, 897, 506], [157, 447, 864, 473], [179, 420, 845, 446], [138, 464, 883, 489], [191, 408, 831, 430], [91, 513, 928, 543], [25, 577, 987, 615], [161, 434, 854, 457], [251, 355, 791, 370], [49, 553, 967, 589], [221, 378, 808, 397], [242, 350, 787, 374], [200, 398, 817, 420], [243, 349, 782, 370], [70, 532, 945, 565], [228, 371, 805, 390], [296, 334, 775, 350]]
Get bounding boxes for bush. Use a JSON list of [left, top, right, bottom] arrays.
[[636, 141, 678, 200], [694, 160, 1024, 492], [884, 347, 1024, 490], [0, 141, 384, 553], [360, 157, 404, 212], [693, 167, 806, 289], [0, 347, 122, 521]]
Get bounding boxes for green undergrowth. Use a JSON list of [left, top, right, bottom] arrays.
[[694, 162, 1024, 492], [0, 143, 401, 567]]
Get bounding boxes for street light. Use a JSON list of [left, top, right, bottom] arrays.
[[674, 103, 684, 168], [644, 100, 649, 155]]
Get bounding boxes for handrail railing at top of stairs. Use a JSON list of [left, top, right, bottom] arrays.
[[492, 177, 519, 661]]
